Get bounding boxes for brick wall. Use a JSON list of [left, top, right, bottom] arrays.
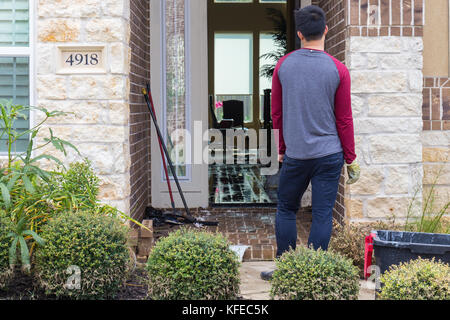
[[314, 0, 347, 61], [423, 77, 450, 131], [129, 0, 151, 221], [348, 0, 424, 37], [311, 0, 348, 222]]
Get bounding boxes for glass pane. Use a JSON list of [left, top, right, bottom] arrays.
[[215, 0, 252, 2], [165, 0, 187, 178], [214, 33, 253, 123], [0, 0, 29, 46], [0, 56, 29, 153], [259, 33, 278, 121]]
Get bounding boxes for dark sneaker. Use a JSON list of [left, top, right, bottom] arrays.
[[260, 270, 274, 281]]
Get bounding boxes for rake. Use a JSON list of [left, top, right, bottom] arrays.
[[142, 85, 218, 227]]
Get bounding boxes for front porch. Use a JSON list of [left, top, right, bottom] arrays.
[[139, 207, 313, 262]]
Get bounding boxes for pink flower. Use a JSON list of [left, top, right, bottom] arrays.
[[215, 101, 223, 109]]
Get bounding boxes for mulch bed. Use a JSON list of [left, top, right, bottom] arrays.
[[0, 265, 149, 300]]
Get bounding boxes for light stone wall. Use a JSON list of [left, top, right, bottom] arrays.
[[35, 0, 132, 214], [422, 131, 450, 215], [346, 36, 424, 222]]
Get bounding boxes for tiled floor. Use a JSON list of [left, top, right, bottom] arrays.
[[153, 208, 313, 261], [209, 164, 279, 205]]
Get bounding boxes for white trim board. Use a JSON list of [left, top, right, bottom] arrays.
[[150, 0, 209, 208]]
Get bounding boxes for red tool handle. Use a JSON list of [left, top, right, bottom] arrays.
[[146, 90, 176, 207], [364, 233, 376, 280]]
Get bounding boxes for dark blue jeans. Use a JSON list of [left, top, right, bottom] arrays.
[[276, 152, 344, 256]]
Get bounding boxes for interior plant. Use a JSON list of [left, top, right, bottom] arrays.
[[260, 8, 288, 80], [34, 210, 130, 299], [378, 258, 449, 300], [146, 228, 241, 300], [270, 246, 360, 300]]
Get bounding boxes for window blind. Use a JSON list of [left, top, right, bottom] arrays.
[[0, 57, 30, 153], [0, 0, 29, 47]]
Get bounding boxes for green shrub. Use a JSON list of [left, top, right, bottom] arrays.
[[146, 228, 240, 300], [0, 212, 13, 289], [34, 211, 130, 299], [329, 220, 401, 277], [270, 247, 360, 300], [379, 258, 450, 300], [46, 159, 100, 211]]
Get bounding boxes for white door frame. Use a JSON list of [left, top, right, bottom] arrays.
[[150, 0, 209, 208]]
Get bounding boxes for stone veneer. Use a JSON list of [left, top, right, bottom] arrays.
[[421, 78, 450, 216], [35, 0, 132, 214], [422, 131, 450, 215], [346, 36, 424, 222]]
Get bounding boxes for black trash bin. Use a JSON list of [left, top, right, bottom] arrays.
[[373, 230, 450, 274]]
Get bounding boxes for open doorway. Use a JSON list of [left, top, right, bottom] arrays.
[[207, 0, 297, 206]]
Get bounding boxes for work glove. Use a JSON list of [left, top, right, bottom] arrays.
[[346, 160, 361, 185]]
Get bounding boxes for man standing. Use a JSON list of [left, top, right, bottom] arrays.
[[261, 5, 360, 280]]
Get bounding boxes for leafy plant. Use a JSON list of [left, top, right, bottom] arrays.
[[34, 211, 130, 299], [270, 247, 360, 300], [42, 159, 99, 213], [146, 228, 241, 300], [379, 258, 449, 300], [260, 8, 288, 80], [7, 216, 45, 271], [0, 100, 79, 270]]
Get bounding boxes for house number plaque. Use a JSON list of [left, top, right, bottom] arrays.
[[57, 46, 106, 74]]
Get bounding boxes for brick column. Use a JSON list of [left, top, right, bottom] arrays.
[[345, 0, 425, 222], [129, 0, 151, 221]]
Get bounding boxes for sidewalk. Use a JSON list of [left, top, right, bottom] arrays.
[[239, 261, 375, 300]]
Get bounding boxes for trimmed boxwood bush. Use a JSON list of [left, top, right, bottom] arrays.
[[379, 258, 450, 300], [0, 212, 13, 289], [34, 211, 130, 299], [146, 228, 240, 300], [270, 247, 360, 300]]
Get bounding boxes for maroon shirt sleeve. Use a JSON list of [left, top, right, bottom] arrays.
[[327, 54, 357, 164], [271, 56, 289, 155]]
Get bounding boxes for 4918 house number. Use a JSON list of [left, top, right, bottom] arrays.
[[65, 53, 99, 67], [57, 46, 106, 74]]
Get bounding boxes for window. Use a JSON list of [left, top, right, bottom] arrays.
[[163, 0, 189, 179], [214, 33, 253, 123], [215, 0, 286, 2], [259, 33, 278, 121], [0, 0, 32, 153], [214, 0, 252, 3]]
